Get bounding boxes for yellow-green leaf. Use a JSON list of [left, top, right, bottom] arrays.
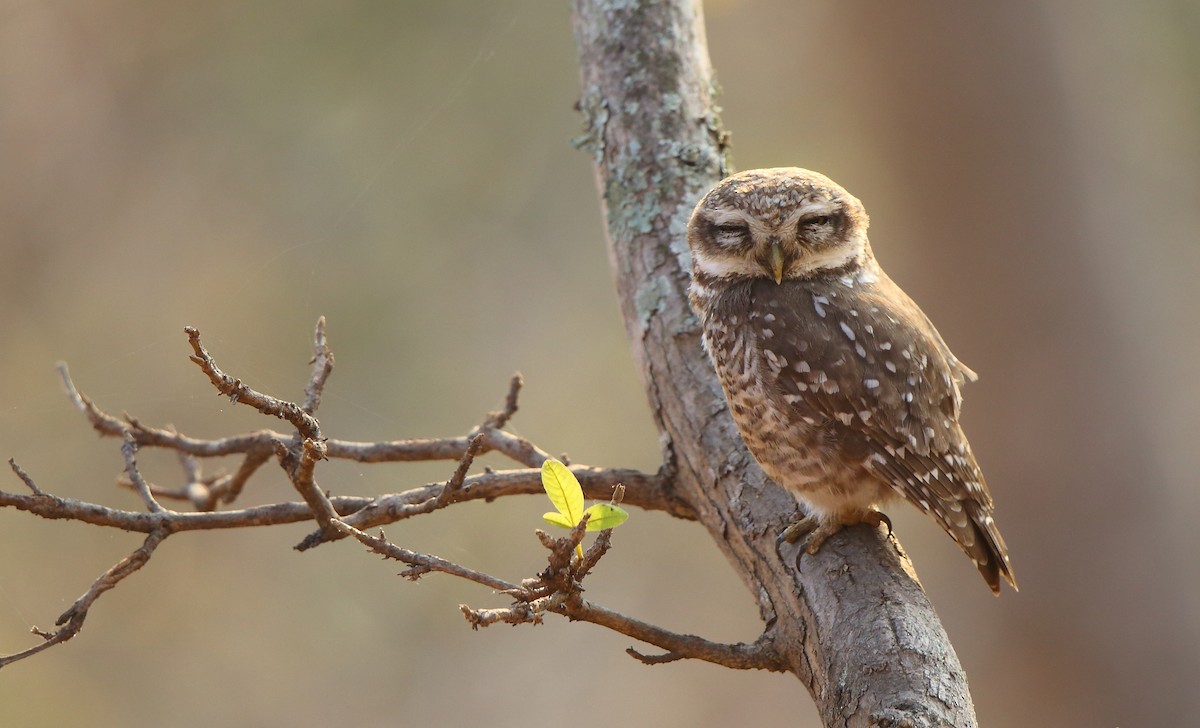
[[542, 512, 574, 529], [541, 459, 584, 526], [582, 503, 629, 531]]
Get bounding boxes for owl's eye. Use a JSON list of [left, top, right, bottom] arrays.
[[799, 214, 832, 229], [711, 221, 749, 244]]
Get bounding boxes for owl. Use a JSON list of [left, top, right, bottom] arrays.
[[686, 167, 1016, 594]]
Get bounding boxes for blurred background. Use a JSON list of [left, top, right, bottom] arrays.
[[1, 1, 1197, 725]]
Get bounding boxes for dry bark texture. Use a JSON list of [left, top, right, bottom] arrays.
[[571, 1, 978, 725]]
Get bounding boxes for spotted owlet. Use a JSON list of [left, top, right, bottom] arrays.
[[687, 167, 1016, 594]]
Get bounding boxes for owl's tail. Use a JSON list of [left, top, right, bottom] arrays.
[[963, 503, 1018, 595]]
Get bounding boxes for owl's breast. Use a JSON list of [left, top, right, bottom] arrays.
[[700, 281, 854, 495]]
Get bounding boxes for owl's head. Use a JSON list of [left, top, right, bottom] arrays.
[[687, 168, 871, 284]]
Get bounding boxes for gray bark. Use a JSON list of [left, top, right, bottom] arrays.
[[570, 1, 978, 726]]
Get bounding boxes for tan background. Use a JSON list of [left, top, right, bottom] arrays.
[[2, 2, 1197, 726]]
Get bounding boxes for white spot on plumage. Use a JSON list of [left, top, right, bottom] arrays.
[[880, 342, 892, 351], [864, 378, 880, 389], [885, 360, 897, 373], [812, 295, 829, 318], [839, 321, 855, 340], [855, 343, 867, 359]]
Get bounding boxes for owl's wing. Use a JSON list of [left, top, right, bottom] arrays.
[[754, 275, 1014, 592]]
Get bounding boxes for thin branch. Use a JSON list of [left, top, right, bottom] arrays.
[[568, 601, 783, 671], [0, 487, 368, 532], [0, 529, 168, 670], [482, 372, 523, 429], [184, 326, 321, 440], [433, 432, 485, 509], [287, 438, 339, 535], [296, 464, 685, 550], [8, 458, 45, 496], [2, 467, 673, 535], [211, 446, 274, 505], [121, 432, 165, 513], [302, 316, 334, 415], [58, 362, 127, 437], [334, 521, 522, 593], [59, 361, 560, 474]]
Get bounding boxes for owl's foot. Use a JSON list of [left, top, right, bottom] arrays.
[[776, 515, 819, 547], [777, 510, 893, 554]]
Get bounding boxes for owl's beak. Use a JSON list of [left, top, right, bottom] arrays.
[[768, 241, 785, 284]]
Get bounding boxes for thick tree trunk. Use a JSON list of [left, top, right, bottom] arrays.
[[571, 2, 978, 725]]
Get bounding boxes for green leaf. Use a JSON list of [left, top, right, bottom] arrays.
[[541, 459, 584, 526], [582, 503, 629, 531], [542, 512, 574, 529]]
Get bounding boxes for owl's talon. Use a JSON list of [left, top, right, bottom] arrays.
[[802, 521, 845, 555], [777, 516, 845, 555], [777, 515, 817, 546], [874, 511, 893, 537]]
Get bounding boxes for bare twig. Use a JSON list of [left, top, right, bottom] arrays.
[[121, 433, 165, 513], [184, 326, 322, 440], [302, 316, 334, 415], [212, 446, 274, 505], [288, 438, 339, 535], [482, 372, 523, 429], [58, 362, 127, 437], [335, 522, 522, 593], [434, 432, 485, 509], [577, 602, 783, 671], [0, 529, 168, 670], [2, 467, 672, 535], [8, 458, 45, 496]]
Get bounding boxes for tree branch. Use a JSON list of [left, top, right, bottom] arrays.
[[0, 529, 168, 670], [0, 321, 707, 671], [571, 0, 978, 724]]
